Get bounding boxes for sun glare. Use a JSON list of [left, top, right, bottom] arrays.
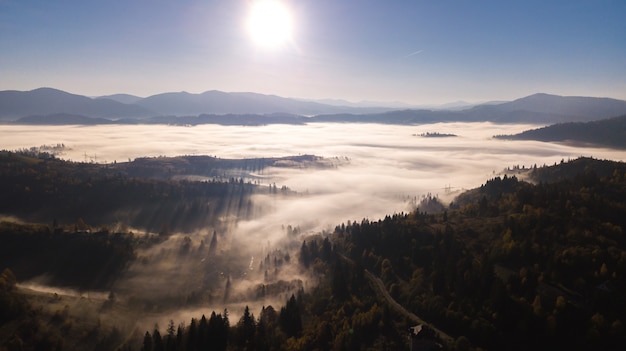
[[247, 0, 293, 49]]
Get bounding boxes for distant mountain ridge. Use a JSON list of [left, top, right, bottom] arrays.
[[0, 88, 395, 121], [476, 93, 626, 122], [96, 93, 143, 105], [0, 88, 154, 120], [16, 113, 114, 125], [494, 114, 626, 149], [310, 93, 626, 124], [133, 90, 393, 116], [2, 88, 626, 125]]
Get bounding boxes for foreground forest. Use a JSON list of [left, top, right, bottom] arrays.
[[1, 152, 626, 350]]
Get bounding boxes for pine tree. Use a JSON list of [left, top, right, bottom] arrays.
[[141, 331, 152, 351], [237, 306, 256, 351], [209, 230, 218, 254], [279, 294, 302, 337], [224, 276, 231, 302], [299, 241, 310, 268], [153, 328, 164, 351], [187, 318, 197, 351]]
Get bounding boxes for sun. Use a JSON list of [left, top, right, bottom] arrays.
[[247, 0, 293, 49]]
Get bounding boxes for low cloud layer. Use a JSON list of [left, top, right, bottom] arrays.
[[3, 122, 625, 230], [4, 122, 626, 332]]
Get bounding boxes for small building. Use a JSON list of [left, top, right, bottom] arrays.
[[409, 324, 443, 351]]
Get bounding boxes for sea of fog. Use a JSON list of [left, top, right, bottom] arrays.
[[4, 122, 626, 328], [2, 122, 626, 235]]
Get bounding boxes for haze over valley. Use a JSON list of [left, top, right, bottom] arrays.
[[3, 120, 625, 228], [2, 111, 626, 350], [2, 0, 626, 349]]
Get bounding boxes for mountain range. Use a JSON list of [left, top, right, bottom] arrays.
[[0, 88, 392, 121], [2, 88, 626, 125], [0, 88, 154, 120]]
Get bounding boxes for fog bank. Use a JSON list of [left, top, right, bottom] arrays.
[[3, 122, 625, 230], [4, 122, 626, 337]]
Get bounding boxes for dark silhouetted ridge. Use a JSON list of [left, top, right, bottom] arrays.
[[495, 114, 626, 149]]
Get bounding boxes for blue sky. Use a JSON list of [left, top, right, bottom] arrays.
[[1, 0, 625, 104]]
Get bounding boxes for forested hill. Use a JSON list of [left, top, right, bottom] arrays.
[[494, 114, 626, 149], [302, 157, 626, 350], [530, 156, 626, 183], [136, 157, 626, 351], [0, 150, 322, 233]]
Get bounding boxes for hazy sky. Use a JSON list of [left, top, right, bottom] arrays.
[[1, 0, 625, 104]]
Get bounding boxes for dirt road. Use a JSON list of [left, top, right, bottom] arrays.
[[363, 269, 455, 344]]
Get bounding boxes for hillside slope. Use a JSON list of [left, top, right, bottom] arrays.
[[495, 114, 626, 149]]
